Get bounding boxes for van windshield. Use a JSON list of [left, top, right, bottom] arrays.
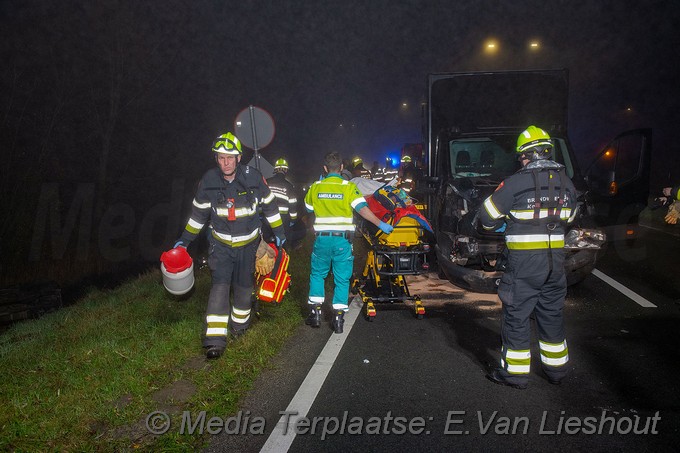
[[449, 137, 574, 179]]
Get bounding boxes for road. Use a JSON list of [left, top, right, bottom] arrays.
[[206, 226, 680, 452]]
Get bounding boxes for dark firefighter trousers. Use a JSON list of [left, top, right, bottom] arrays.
[[204, 235, 258, 348], [496, 249, 570, 386]]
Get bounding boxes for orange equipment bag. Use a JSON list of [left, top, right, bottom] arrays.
[[256, 244, 291, 304]]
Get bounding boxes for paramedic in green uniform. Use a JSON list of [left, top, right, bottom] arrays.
[[304, 152, 394, 333]]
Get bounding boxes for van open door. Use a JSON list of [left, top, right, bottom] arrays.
[[583, 128, 652, 241]]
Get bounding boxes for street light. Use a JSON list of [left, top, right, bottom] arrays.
[[484, 39, 499, 55], [529, 41, 540, 50]]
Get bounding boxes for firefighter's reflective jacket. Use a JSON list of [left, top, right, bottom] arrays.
[[266, 172, 298, 221], [180, 165, 284, 247], [479, 160, 577, 250]]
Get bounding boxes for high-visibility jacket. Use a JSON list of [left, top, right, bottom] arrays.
[[479, 160, 577, 250], [180, 165, 284, 247], [304, 173, 367, 232], [266, 172, 298, 221]]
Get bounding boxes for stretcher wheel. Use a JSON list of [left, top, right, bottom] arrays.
[[366, 302, 376, 321]]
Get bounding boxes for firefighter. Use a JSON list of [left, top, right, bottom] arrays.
[[304, 152, 394, 333], [174, 132, 286, 359], [479, 126, 576, 389], [351, 156, 372, 179], [265, 157, 301, 245], [399, 155, 416, 193]]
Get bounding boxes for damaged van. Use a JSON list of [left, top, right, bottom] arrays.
[[423, 70, 650, 293]]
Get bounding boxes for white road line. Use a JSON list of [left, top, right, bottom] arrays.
[[591, 268, 657, 308], [260, 300, 361, 453]]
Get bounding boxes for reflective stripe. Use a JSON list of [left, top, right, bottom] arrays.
[[215, 203, 258, 218], [205, 314, 229, 336], [484, 197, 504, 220], [186, 217, 204, 234], [510, 209, 572, 220], [290, 212, 298, 219], [262, 192, 276, 204], [506, 234, 565, 250], [501, 358, 531, 374], [350, 197, 367, 209], [278, 206, 289, 213], [541, 354, 569, 366], [193, 199, 211, 209], [539, 340, 569, 366], [206, 327, 228, 336], [505, 349, 531, 360], [212, 228, 260, 246], [313, 225, 355, 232], [308, 296, 324, 303], [305, 202, 314, 211], [232, 307, 250, 316], [503, 349, 531, 375], [316, 216, 354, 224], [289, 197, 298, 204], [206, 315, 229, 323], [273, 193, 290, 202], [266, 212, 282, 224], [231, 307, 251, 324], [539, 340, 567, 353]]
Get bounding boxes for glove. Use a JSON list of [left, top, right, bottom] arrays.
[[174, 240, 186, 248], [255, 239, 277, 275], [665, 201, 680, 224], [378, 221, 394, 235], [494, 223, 507, 233], [255, 254, 275, 275], [275, 236, 286, 247]]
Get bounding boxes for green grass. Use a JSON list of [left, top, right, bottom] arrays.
[[0, 238, 312, 451]]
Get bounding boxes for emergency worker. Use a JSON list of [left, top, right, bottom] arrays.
[[660, 185, 680, 224], [479, 126, 576, 389], [304, 152, 394, 333], [175, 132, 286, 359], [351, 156, 372, 179], [399, 155, 417, 193], [266, 158, 300, 243]]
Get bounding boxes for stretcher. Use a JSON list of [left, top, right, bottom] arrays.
[[351, 186, 432, 320]]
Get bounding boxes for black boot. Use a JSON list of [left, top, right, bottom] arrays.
[[332, 310, 345, 334], [305, 305, 321, 328], [206, 345, 225, 359]]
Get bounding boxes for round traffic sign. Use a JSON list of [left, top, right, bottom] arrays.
[[234, 106, 275, 150]]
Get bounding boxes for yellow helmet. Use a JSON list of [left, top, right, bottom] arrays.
[[517, 126, 552, 153], [212, 132, 242, 155], [274, 157, 289, 171], [351, 156, 363, 168]]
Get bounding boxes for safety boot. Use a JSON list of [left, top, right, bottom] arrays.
[[305, 304, 321, 328], [205, 345, 225, 360], [332, 310, 345, 334]]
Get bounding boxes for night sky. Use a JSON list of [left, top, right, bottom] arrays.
[[3, 0, 678, 181], [1, 1, 679, 281]]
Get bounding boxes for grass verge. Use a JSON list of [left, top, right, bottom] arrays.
[[0, 237, 312, 451]]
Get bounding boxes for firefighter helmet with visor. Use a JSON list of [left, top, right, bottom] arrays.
[[212, 132, 242, 155]]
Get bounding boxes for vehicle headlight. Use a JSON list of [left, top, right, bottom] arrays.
[[564, 228, 606, 249]]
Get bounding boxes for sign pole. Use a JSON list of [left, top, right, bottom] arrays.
[[248, 105, 260, 170]]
